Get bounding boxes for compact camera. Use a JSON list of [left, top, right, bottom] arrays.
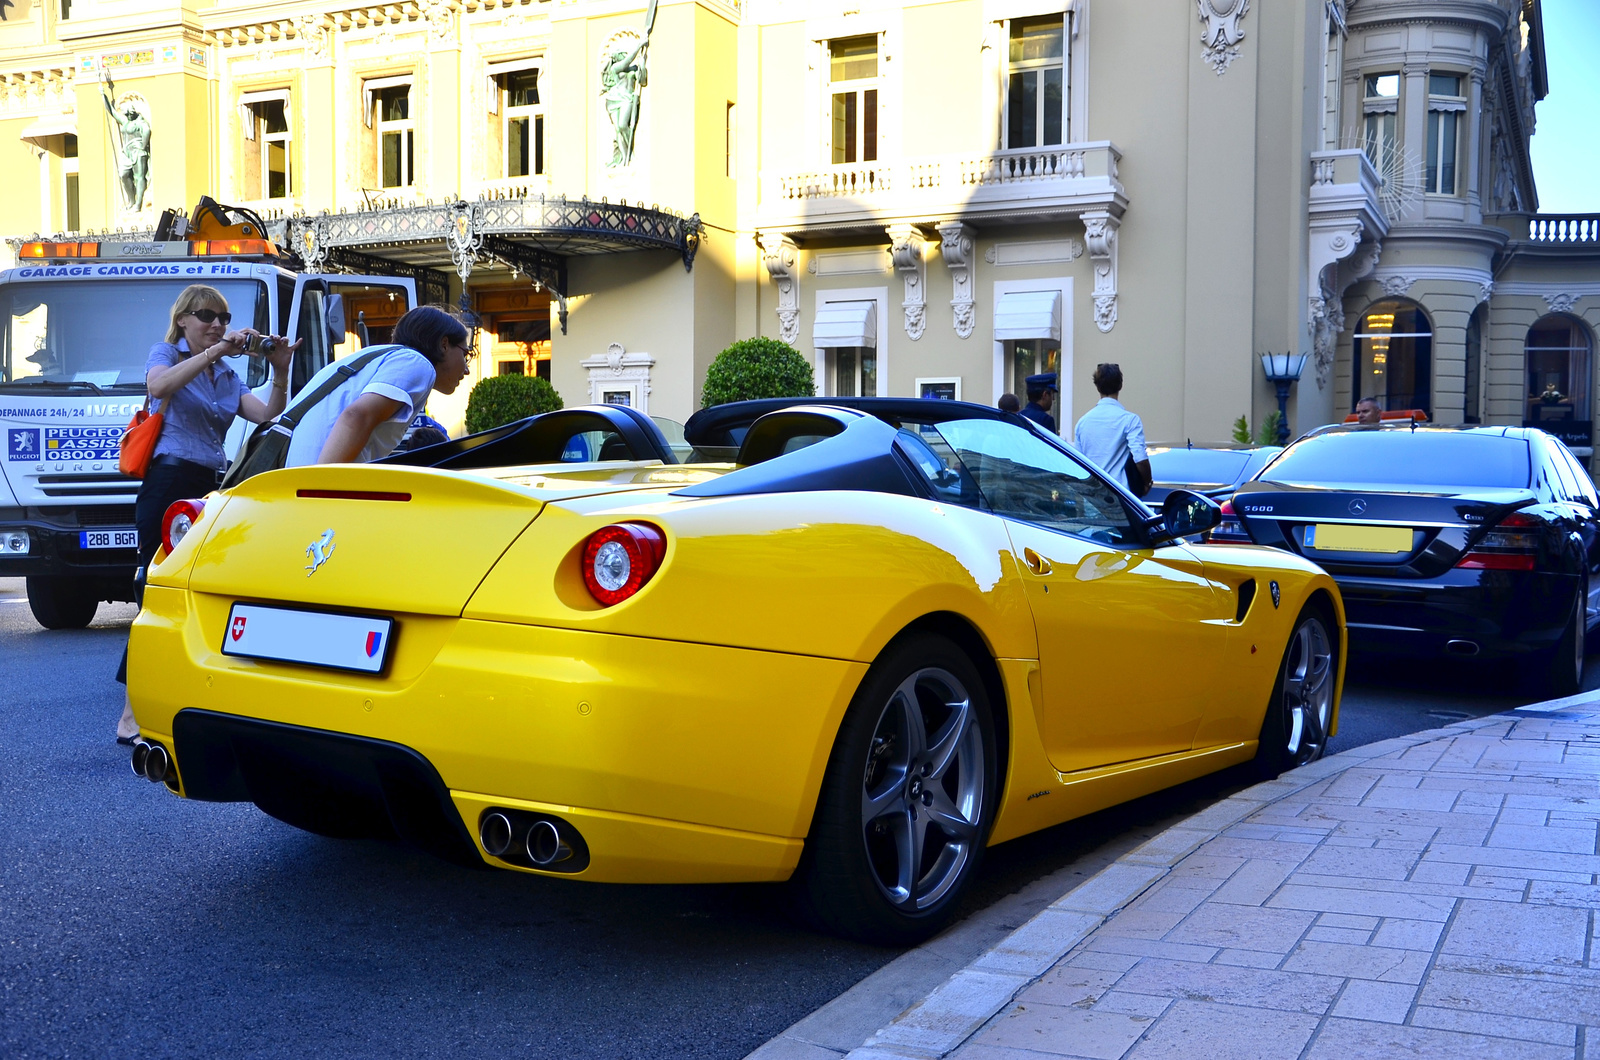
[[242, 334, 277, 356]]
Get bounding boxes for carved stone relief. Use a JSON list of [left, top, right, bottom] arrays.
[[887, 224, 927, 341], [756, 231, 800, 345], [1478, 281, 1495, 305], [1307, 219, 1377, 390], [1197, 0, 1251, 75], [1378, 274, 1415, 298], [1546, 292, 1581, 315], [1082, 211, 1120, 332], [936, 222, 977, 340], [297, 13, 331, 60]]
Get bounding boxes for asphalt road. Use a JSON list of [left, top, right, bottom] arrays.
[[1, 577, 1591, 1060]]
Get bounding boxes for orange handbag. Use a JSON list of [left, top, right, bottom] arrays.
[[118, 397, 165, 478]]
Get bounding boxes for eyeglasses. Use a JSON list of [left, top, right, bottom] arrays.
[[451, 339, 475, 367], [187, 309, 232, 325]]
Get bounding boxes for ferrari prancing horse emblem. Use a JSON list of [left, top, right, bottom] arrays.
[[305, 529, 336, 576], [1270, 580, 1280, 609]]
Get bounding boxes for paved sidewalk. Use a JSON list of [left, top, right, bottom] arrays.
[[843, 698, 1600, 1060]]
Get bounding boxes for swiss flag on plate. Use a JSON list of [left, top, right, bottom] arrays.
[[231, 616, 247, 642]]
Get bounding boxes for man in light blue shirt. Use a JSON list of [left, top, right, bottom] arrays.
[[1073, 362, 1150, 494]]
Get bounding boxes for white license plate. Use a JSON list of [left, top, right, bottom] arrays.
[[79, 529, 138, 550], [221, 603, 395, 675]]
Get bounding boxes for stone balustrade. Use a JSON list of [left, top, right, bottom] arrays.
[[759, 142, 1124, 231], [1528, 214, 1600, 243]]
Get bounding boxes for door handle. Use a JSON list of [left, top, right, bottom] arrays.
[[1023, 548, 1053, 575]]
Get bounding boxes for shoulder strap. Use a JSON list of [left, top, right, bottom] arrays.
[[277, 345, 403, 430]]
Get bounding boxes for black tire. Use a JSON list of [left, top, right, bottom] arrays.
[[794, 633, 997, 945], [1526, 585, 1584, 701], [1253, 602, 1339, 780], [25, 576, 100, 630]]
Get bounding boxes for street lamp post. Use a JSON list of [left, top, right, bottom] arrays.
[[1259, 351, 1309, 445]]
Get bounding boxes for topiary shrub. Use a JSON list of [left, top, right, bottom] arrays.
[[464, 373, 563, 434], [700, 337, 816, 408]]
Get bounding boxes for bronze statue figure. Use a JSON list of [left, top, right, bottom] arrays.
[[102, 77, 151, 213]]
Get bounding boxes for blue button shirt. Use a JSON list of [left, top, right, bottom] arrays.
[[146, 340, 248, 470]]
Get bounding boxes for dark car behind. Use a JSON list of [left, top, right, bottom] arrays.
[[1146, 444, 1283, 507], [1214, 425, 1600, 696]]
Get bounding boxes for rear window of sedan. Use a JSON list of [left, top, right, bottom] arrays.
[[1149, 448, 1253, 487], [1263, 430, 1531, 489]]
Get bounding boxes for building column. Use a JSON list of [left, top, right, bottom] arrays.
[[1401, 58, 1428, 186], [1464, 65, 1486, 219]]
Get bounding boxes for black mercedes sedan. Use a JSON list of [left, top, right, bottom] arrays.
[[1212, 424, 1599, 696]]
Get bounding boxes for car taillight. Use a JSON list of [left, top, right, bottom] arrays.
[[1205, 500, 1252, 543], [581, 523, 666, 606], [1456, 510, 1540, 571], [161, 499, 206, 554]]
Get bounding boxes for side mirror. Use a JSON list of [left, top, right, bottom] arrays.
[[1152, 489, 1222, 543], [324, 294, 347, 346]]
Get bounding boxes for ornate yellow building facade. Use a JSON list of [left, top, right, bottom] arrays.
[[2, 0, 1597, 449]]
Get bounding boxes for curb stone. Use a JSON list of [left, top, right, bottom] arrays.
[[838, 704, 1569, 1060]]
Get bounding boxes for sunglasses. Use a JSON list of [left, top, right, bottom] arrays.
[[187, 309, 232, 325]]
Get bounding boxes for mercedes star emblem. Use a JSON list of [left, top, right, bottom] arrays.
[[1348, 498, 1368, 516]]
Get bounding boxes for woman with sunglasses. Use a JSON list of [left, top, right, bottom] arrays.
[[114, 284, 297, 741]]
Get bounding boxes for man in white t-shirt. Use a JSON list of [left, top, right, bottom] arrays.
[[284, 306, 471, 466]]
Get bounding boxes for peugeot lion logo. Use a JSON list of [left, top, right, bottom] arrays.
[[1348, 498, 1368, 516], [304, 529, 336, 576]]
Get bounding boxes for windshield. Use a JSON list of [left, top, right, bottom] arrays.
[[0, 279, 267, 391], [922, 417, 1140, 546], [1263, 430, 1532, 490], [1149, 448, 1254, 488]]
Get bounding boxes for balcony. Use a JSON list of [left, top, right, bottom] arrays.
[[756, 142, 1125, 233], [1526, 214, 1600, 244]]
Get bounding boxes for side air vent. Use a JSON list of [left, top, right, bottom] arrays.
[[1235, 579, 1257, 623]]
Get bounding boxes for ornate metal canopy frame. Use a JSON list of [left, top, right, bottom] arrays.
[[284, 195, 703, 334]]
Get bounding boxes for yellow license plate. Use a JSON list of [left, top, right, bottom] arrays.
[[1306, 523, 1413, 553]]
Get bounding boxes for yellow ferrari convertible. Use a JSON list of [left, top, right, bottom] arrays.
[[127, 398, 1344, 942]]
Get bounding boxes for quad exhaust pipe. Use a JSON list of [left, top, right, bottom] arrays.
[[526, 820, 572, 867], [477, 809, 584, 870], [129, 739, 175, 785]]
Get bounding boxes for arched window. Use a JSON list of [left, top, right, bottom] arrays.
[[1524, 315, 1592, 436], [1354, 300, 1432, 417]]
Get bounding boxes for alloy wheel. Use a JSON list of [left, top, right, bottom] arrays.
[[859, 667, 985, 911], [1281, 617, 1335, 765]]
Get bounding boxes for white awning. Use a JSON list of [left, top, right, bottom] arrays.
[[813, 300, 877, 348], [994, 289, 1062, 341], [19, 115, 75, 151], [239, 89, 290, 140]]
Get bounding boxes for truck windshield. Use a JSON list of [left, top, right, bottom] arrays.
[[0, 279, 267, 391]]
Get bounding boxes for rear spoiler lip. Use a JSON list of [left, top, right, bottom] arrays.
[[1230, 485, 1541, 543]]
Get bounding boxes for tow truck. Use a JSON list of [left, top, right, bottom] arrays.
[[0, 199, 415, 628]]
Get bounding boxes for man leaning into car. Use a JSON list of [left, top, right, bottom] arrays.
[[284, 306, 471, 466]]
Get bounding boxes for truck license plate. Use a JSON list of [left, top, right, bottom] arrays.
[[79, 529, 138, 550]]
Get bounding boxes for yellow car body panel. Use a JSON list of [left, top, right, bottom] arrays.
[[129, 448, 1346, 886]]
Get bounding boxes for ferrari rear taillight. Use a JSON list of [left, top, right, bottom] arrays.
[[161, 498, 206, 554], [581, 523, 666, 606], [1205, 500, 1251, 544], [1457, 510, 1540, 571]]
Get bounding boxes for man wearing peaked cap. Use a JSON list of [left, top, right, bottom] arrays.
[[1020, 372, 1058, 432]]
